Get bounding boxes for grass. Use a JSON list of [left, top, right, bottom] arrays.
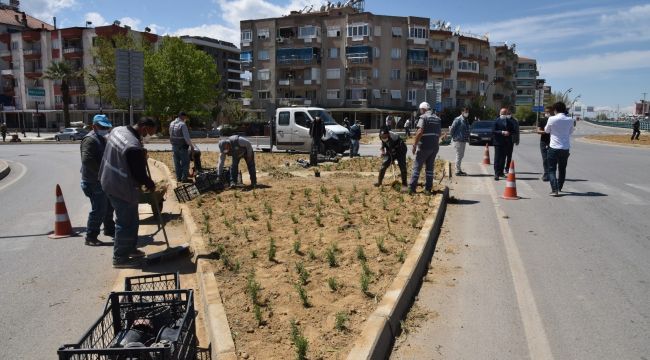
[[335, 312, 348, 331], [308, 248, 316, 261], [356, 246, 367, 262], [268, 237, 277, 262], [295, 261, 309, 285], [325, 244, 338, 267], [290, 320, 308, 360], [397, 249, 406, 263], [327, 277, 339, 292], [246, 271, 261, 305], [293, 239, 301, 254], [376, 236, 388, 253], [254, 304, 263, 325], [295, 283, 310, 307]]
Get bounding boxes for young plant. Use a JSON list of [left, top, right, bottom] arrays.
[[382, 197, 388, 210], [335, 311, 348, 331], [327, 277, 339, 292], [268, 237, 277, 262], [356, 246, 366, 262], [291, 213, 299, 224], [290, 322, 309, 360], [233, 191, 241, 200], [362, 193, 367, 208], [333, 194, 340, 204], [326, 245, 338, 267], [246, 271, 261, 305], [253, 304, 263, 325], [294, 227, 299, 235], [295, 283, 310, 307], [376, 236, 388, 253], [293, 239, 301, 254], [360, 271, 371, 295], [266, 219, 273, 232], [355, 228, 361, 240], [250, 249, 258, 259], [397, 249, 406, 263], [289, 189, 295, 200], [303, 188, 312, 197], [315, 212, 323, 227], [343, 208, 351, 222], [243, 227, 250, 241], [308, 248, 316, 261], [298, 205, 305, 216], [320, 183, 328, 195], [295, 261, 309, 285], [264, 201, 273, 218], [361, 260, 372, 277]]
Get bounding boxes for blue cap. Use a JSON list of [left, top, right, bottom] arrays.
[[93, 114, 112, 128]]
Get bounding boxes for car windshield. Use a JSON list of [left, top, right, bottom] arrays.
[[308, 110, 338, 125], [472, 121, 494, 129]]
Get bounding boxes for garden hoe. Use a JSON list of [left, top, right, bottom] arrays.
[[145, 163, 191, 266], [389, 154, 401, 191]]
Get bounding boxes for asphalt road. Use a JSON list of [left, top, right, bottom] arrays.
[[392, 121, 650, 359]]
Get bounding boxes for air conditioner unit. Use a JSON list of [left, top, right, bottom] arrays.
[[381, 89, 388, 94], [276, 37, 284, 43]]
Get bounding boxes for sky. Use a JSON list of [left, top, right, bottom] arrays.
[[17, 0, 650, 114]]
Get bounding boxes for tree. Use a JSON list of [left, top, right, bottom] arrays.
[[43, 61, 78, 127], [222, 98, 250, 125], [144, 36, 221, 129], [515, 105, 537, 125], [546, 91, 573, 106]]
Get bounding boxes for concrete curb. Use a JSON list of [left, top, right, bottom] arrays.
[[149, 159, 238, 360], [347, 186, 449, 360], [577, 136, 650, 149], [0, 159, 10, 180]]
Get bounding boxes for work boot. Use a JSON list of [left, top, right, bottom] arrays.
[[85, 236, 102, 246], [127, 249, 146, 258], [113, 257, 142, 268]]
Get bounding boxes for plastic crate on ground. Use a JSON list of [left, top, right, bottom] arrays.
[[174, 183, 200, 203], [124, 272, 180, 292]]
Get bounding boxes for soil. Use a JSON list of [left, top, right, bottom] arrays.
[[585, 134, 650, 146], [150, 151, 445, 360]]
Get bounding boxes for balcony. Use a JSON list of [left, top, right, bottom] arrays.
[[346, 56, 371, 67], [23, 48, 42, 60], [430, 47, 452, 54], [278, 79, 290, 86], [1, 69, 13, 76], [348, 77, 370, 85], [345, 99, 368, 108], [63, 47, 83, 58], [407, 59, 428, 67], [430, 66, 444, 74], [0, 49, 10, 57], [24, 69, 43, 78]]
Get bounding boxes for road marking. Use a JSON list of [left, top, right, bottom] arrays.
[[0, 161, 27, 192], [587, 182, 647, 206], [482, 167, 555, 360], [625, 183, 650, 194]]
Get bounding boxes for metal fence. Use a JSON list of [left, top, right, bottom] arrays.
[[583, 119, 650, 131]]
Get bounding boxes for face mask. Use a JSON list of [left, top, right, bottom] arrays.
[[462, 112, 469, 118], [96, 129, 109, 137], [544, 113, 550, 118], [500, 115, 508, 120]]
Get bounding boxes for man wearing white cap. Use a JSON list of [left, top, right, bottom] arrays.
[[80, 114, 115, 246], [409, 102, 442, 193]]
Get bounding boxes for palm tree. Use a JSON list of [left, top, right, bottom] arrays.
[[43, 61, 76, 127]]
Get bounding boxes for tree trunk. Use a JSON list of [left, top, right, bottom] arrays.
[[62, 81, 71, 127]]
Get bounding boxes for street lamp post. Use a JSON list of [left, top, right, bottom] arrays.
[[87, 73, 103, 113], [561, 88, 572, 103]]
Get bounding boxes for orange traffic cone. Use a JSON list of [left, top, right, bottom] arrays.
[[482, 144, 491, 165], [49, 184, 76, 238], [502, 161, 519, 200]]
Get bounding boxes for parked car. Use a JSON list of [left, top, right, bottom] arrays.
[[469, 120, 495, 145], [54, 128, 88, 141]]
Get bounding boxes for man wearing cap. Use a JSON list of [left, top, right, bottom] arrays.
[[169, 111, 195, 183], [100, 118, 157, 268], [80, 114, 115, 246], [409, 102, 442, 193], [217, 135, 257, 187]]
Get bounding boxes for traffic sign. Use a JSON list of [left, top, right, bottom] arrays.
[[435, 102, 442, 112], [533, 106, 545, 113], [115, 49, 144, 100]]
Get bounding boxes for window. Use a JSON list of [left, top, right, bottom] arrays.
[[327, 26, 340, 37], [459, 44, 467, 56], [347, 24, 369, 38], [373, 47, 380, 58], [372, 68, 379, 79], [240, 50, 252, 63], [443, 79, 453, 89], [329, 47, 339, 58], [257, 28, 270, 39], [258, 69, 270, 80], [374, 26, 382, 36], [326, 68, 340, 79], [258, 90, 270, 99], [298, 26, 318, 38], [458, 61, 479, 73], [241, 30, 252, 42], [346, 88, 367, 100], [258, 50, 269, 60], [443, 98, 453, 108], [327, 89, 340, 99], [278, 111, 290, 126], [295, 112, 311, 128], [372, 89, 381, 98], [444, 60, 454, 70], [431, 58, 443, 69], [458, 80, 466, 90], [391, 27, 402, 37], [390, 69, 400, 80], [390, 90, 401, 99], [407, 89, 417, 103], [391, 48, 401, 59], [409, 27, 427, 39]]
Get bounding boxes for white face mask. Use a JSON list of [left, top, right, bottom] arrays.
[[506, 115, 512, 119], [96, 129, 109, 137], [500, 115, 508, 120], [462, 112, 469, 118]]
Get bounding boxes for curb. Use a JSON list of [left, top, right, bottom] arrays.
[[0, 159, 10, 180], [347, 186, 449, 360], [577, 136, 650, 149], [149, 159, 238, 360]]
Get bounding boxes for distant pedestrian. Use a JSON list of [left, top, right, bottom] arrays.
[[99, 118, 157, 268], [0, 122, 6, 142], [169, 111, 195, 183], [409, 102, 442, 193], [631, 118, 640, 141], [545, 102, 574, 196], [80, 114, 115, 246], [537, 106, 553, 181], [217, 135, 257, 187], [349, 119, 361, 157], [449, 107, 471, 176], [385, 114, 394, 130], [491, 108, 516, 180], [309, 115, 326, 166], [375, 127, 408, 190], [505, 112, 520, 173], [403, 118, 411, 137]]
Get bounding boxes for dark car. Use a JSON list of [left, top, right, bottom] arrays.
[[469, 120, 495, 145]]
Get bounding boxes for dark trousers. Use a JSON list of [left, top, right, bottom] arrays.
[[310, 138, 321, 166], [378, 152, 407, 186], [631, 129, 640, 140], [493, 145, 506, 176], [504, 142, 514, 172], [540, 142, 550, 179], [547, 148, 570, 192]]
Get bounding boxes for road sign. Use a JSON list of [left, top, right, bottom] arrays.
[[115, 49, 144, 100], [586, 106, 594, 112], [426, 81, 434, 90], [28, 88, 45, 99], [534, 89, 544, 107], [434, 81, 442, 103], [435, 102, 442, 112], [533, 106, 545, 113], [574, 106, 582, 112]]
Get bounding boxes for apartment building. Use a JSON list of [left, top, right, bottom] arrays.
[[486, 43, 517, 110], [0, 23, 158, 130], [515, 57, 538, 110], [181, 36, 242, 98]]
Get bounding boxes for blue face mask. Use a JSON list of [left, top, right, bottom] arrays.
[[96, 129, 109, 137]]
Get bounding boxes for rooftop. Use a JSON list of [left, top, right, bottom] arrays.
[[0, 8, 53, 30]]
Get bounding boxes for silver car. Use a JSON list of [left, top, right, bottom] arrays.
[[54, 128, 88, 141]]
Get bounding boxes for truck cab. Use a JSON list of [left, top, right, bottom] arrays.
[[272, 107, 350, 156]]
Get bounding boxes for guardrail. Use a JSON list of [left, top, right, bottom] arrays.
[[583, 119, 650, 131]]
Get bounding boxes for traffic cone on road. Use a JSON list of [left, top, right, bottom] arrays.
[[482, 144, 491, 165], [48, 184, 75, 239], [502, 161, 519, 200]]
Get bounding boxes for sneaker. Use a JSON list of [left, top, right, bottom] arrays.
[[542, 176, 549, 182], [494, 175, 499, 181], [229, 182, 236, 188], [459, 171, 467, 176], [85, 237, 102, 246], [113, 257, 142, 268], [549, 190, 559, 197], [127, 249, 146, 258], [373, 182, 381, 187], [504, 169, 509, 174]]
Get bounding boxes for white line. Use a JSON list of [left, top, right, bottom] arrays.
[[625, 183, 650, 194], [0, 161, 27, 192], [481, 166, 554, 360], [587, 182, 647, 206]]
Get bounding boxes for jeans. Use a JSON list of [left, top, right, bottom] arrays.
[[540, 142, 550, 179], [350, 139, 360, 157], [547, 148, 570, 192], [378, 152, 407, 186], [409, 146, 438, 191], [107, 194, 139, 260], [631, 129, 640, 140], [80, 181, 115, 237], [493, 146, 506, 176], [172, 144, 190, 181], [453, 141, 467, 173], [231, 153, 257, 185]]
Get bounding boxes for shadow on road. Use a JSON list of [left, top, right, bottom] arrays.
[[447, 197, 480, 205], [0, 226, 86, 240], [560, 191, 607, 197]]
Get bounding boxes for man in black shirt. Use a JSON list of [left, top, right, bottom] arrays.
[[631, 118, 640, 141], [537, 106, 553, 181], [309, 116, 326, 166]]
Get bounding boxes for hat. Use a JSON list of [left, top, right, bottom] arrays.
[[92, 114, 112, 128], [178, 111, 188, 117]]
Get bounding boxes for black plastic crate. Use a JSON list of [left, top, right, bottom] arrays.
[[194, 170, 222, 193], [174, 183, 200, 203], [124, 273, 180, 292], [58, 290, 197, 360]]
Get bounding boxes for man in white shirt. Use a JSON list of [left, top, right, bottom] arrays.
[[544, 102, 575, 196]]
